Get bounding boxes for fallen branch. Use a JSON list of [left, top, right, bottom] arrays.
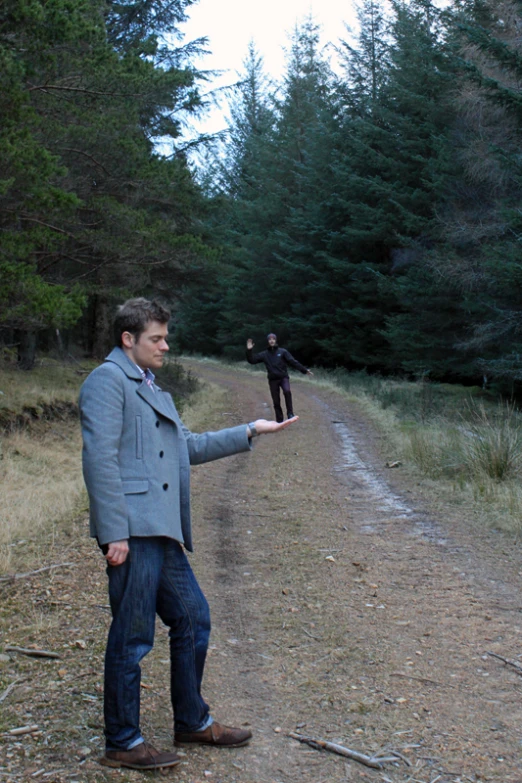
[[288, 732, 391, 770], [302, 627, 323, 642], [6, 646, 61, 660], [8, 725, 39, 736], [0, 563, 74, 582], [391, 671, 444, 687], [486, 650, 522, 675], [387, 749, 412, 767], [0, 678, 23, 703]]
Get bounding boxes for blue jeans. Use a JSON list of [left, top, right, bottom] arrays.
[[104, 537, 211, 750]]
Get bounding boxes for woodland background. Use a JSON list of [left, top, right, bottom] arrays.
[[3, 0, 522, 392]]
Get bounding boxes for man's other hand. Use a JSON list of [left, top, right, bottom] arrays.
[[106, 539, 129, 566], [307, 370, 314, 376], [246, 338, 254, 350], [251, 417, 298, 435]]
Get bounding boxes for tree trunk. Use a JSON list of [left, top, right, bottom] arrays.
[[17, 331, 38, 370], [92, 295, 113, 359]]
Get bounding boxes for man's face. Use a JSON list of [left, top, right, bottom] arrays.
[[268, 336, 277, 347], [122, 320, 169, 370]]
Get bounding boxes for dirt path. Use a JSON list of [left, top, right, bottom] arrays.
[[2, 362, 522, 783]]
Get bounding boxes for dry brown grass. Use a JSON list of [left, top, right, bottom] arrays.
[[178, 378, 229, 431], [0, 422, 85, 574], [0, 359, 92, 415], [0, 359, 89, 574]]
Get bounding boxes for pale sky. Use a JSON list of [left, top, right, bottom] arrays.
[[180, 0, 359, 135]]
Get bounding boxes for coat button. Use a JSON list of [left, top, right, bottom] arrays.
[[155, 421, 160, 428], [163, 483, 168, 490], [159, 451, 164, 458]]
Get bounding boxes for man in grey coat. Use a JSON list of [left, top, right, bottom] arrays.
[[79, 298, 297, 771]]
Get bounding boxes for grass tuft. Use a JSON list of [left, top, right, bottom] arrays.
[[461, 402, 522, 481]]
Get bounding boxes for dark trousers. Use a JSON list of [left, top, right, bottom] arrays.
[[268, 377, 294, 422], [104, 537, 211, 750]]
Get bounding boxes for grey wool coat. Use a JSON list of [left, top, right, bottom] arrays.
[[79, 348, 252, 550]]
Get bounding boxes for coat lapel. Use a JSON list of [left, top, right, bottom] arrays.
[[136, 383, 178, 424], [104, 347, 180, 424]]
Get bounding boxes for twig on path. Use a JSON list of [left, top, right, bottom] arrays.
[[6, 646, 61, 659], [0, 678, 23, 703], [486, 650, 522, 676], [302, 626, 323, 641], [386, 748, 412, 767], [7, 724, 39, 736], [391, 672, 444, 687], [0, 563, 74, 582], [288, 732, 397, 770]]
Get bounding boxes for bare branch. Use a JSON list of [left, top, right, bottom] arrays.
[[5, 646, 61, 660], [59, 147, 112, 176], [26, 82, 143, 98], [288, 732, 387, 770]]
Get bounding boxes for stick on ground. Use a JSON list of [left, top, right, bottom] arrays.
[[0, 563, 74, 582], [288, 732, 390, 770], [0, 678, 22, 704], [6, 646, 61, 660], [486, 650, 522, 675]]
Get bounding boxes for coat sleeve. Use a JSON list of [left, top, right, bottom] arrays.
[[79, 367, 130, 545], [246, 348, 266, 365], [282, 349, 308, 374], [180, 423, 252, 465]]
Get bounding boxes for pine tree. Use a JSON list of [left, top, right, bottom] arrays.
[[175, 42, 278, 354], [319, 0, 459, 370], [0, 0, 210, 363], [444, 0, 522, 385]]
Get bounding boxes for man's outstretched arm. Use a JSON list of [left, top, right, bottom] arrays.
[[181, 416, 298, 465], [246, 417, 298, 437]]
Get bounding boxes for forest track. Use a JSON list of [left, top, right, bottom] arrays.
[[2, 360, 522, 783]]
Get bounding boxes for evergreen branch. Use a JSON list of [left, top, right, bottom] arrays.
[[67, 259, 115, 282], [456, 58, 522, 113], [458, 22, 522, 79], [26, 82, 144, 98], [0, 211, 77, 240], [58, 148, 112, 176]]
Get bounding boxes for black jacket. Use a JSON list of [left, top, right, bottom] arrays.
[[246, 345, 308, 380]]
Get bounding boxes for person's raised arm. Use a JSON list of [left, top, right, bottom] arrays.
[[246, 338, 264, 365]]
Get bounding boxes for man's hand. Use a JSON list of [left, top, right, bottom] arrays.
[[106, 539, 129, 566], [249, 417, 298, 436], [307, 370, 314, 376], [246, 338, 254, 350]]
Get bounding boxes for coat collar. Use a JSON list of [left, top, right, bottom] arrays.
[[105, 347, 143, 380], [105, 347, 178, 425]]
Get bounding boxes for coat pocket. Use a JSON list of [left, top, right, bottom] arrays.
[[122, 479, 149, 494], [136, 415, 143, 460]]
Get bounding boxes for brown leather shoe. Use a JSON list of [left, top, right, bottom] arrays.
[[100, 741, 181, 770], [175, 721, 252, 748]]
